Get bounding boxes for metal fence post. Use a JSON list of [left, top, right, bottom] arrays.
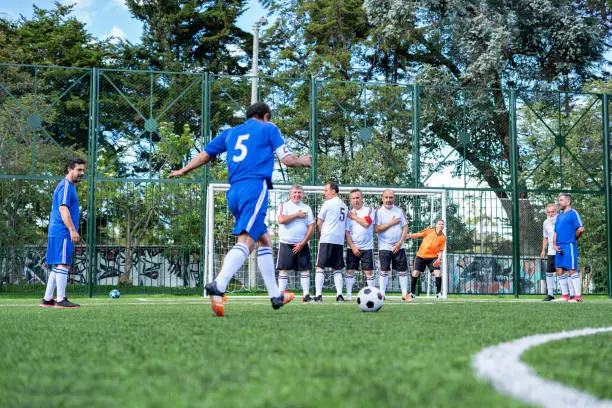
[[201, 72, 210, 294], [602, 93, 612, 298], [309, 75, 318, 185], [412, 83, 420, 187], [509, 89, 521, 299], [86, 68, 99, 297]]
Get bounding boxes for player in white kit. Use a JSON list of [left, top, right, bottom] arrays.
[[314, 182, 348, 302], [345, 188, 375, 301], [276, 184, 315, 302], [374, 189, 409, 299]]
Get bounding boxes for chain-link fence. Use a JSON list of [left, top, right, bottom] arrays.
[[1, 63, 610, 297]]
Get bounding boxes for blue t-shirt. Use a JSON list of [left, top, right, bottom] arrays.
[[554, 208, 583, 244], [204, 119, 288, 186], [48, 178, 80, 237]]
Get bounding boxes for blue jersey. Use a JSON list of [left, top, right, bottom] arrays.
[[554, 208, 583, 244], [48, 178, 80, 237], [204, 119, 288, 186]]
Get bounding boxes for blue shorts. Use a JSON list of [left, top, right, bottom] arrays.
[[555, 242, 578, 271], [45, 236, 74, 266], [227, 179, 269, 241]]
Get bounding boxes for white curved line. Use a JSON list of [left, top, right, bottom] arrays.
[[473, 327, 612, 408]]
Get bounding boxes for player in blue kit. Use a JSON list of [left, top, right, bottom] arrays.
[[40, 158, 85, 309], [169, 102, 311, 316], [552, 193, 585, 303]]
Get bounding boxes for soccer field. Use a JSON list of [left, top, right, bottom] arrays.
[[1, 296, 611, 408]]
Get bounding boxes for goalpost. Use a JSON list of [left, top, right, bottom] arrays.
[[205, 183, 448, 298]]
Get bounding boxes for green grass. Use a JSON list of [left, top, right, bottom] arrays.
[[523, 331, 612, 400], [1, 296, 611, 408]]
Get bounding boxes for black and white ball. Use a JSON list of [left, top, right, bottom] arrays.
[[357, 286, 384, 312]]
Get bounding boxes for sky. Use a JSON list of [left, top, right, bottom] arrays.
[[0, 0, 269, 43]]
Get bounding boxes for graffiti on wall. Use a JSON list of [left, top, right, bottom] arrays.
[[2, 246, 201, 287]]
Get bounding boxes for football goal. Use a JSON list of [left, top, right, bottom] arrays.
[[205, 183, 447, 297]]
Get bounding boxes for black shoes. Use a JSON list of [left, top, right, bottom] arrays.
[[336, 294, 345, 303], [303, 294, 314, 303], [314, 295, 323, 303], [54, 297, 80, 308], [40, 298, 55, 308], [542, 295, 555, 301]]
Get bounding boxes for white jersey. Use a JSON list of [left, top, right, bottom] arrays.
[[376, 205, 408, 251], [277, 200, 314, 244], [346, 205, 374, 250], [318, 196, 348, 245], [542, 218, 556, 256]]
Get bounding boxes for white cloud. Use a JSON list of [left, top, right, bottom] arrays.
[[107, 0, 129, 11], [61, 0, 96, 25], [102, 26, 127, 43]]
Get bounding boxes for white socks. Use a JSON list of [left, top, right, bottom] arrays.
[[54, 267, 69, 300], [43, 270, 57, 301], [315, 269, 325, 297], [398, 271, 408, 296], [366, 277, 375, 287], [570, 273, 581, 297], [257, 247, 281, 298], [300, 272, 310, 296], [333, 270, 343, 296], [278, 273, 288, 292], [558, 273, 569, 296], [546, 273, 555, 296], [216, 243, 249, 293], [345, 274, 355, 299], [379, 271, 389, 295]]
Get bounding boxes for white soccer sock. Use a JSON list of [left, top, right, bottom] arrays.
[[333, 271, 343, 296], [558, 273, 569, 296], [379, 271, 389, 295], [568, 276, 576, 296], [315, 269, 325, 297], [398, 271, 408, 296], [43, 271, 57, 301], [571, 273, 581, 297], [300, 272, 310, 296], [54, 267, 69, 300], [345, 274, 355, 299], [215, 243, 250, 293], [278, 273, 289, 292], [546, 273, 555, 296], [257, 247, 281, 298], [366, 278, 375, 287]]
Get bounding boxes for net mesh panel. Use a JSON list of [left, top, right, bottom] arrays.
[[206, 184, 444, 294]]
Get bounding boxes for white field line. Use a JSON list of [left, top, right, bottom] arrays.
[[473, 327, 612, 408], [0, 297, 610, 308]]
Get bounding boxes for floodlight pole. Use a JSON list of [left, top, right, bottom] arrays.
[[251, 16, 268, 104]]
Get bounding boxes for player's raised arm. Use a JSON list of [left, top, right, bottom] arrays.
[[168, 150, 213, 178], [281, 153, 311, 168]]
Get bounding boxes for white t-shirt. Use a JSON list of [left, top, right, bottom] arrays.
[[318, 196, 348, 245], [376, 205, 408, 251], [277, 200, 314, 244], [542, 218, 556, 256], [346, 205, 374, 250]]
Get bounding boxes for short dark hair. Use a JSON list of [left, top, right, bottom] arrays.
[[65, 158, 85, 174], [349, 188, 361, 195], [559, 193, 571, 202], [246, 102, 272, 120], [326, 181, 339, 194]]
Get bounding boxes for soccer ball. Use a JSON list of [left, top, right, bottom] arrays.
[[357, 286, 384, 312], [109, 289, 120, 299]]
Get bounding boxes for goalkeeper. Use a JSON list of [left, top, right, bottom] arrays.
[[407, 219, 447, 299]]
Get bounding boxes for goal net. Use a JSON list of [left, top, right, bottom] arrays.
[[205, 183, 447, 297]]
